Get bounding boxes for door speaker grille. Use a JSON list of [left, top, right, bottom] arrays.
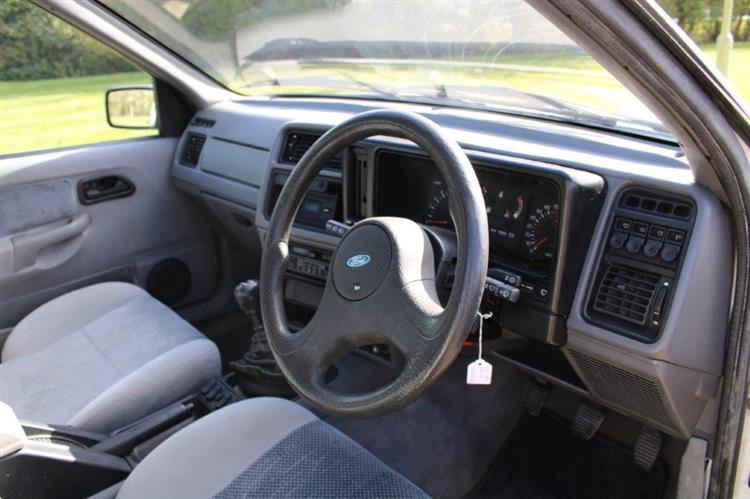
[[568, 350, 676, 430]]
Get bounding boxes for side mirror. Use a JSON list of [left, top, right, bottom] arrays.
[[106, 86, 157, 129]]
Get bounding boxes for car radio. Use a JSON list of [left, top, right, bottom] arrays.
[[266, 170, 342, 232], [288, 244, 331, 281]]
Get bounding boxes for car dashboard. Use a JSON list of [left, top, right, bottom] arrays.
[[171, 98, 731, 440]]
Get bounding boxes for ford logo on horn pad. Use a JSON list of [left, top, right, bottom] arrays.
[[346, 254, 371, 268]]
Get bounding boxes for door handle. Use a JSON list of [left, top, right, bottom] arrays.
[[12, 213, 91, 270], [78, 176, 135, 204]]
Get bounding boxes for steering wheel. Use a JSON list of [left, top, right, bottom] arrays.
[[260, 109, 488, 417]]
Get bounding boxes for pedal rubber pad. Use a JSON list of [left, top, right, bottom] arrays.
[[571, 403, 606, 440], [522, 380, 548, 417], [633, 426, 662, 470]]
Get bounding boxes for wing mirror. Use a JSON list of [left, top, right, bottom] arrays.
[[105, 86, 157, 129]]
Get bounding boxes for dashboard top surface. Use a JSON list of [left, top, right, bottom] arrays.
[[200, 98, 691, 185]]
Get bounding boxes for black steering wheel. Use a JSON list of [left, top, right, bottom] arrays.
[[260, 109, 488, 417]]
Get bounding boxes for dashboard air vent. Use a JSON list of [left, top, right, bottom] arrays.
[[280, 131, 342, 169], [181, 133, 207, 167], [621, 191, 692, 220], [191, 117, 215, 128], [593, 263, 659, 326]]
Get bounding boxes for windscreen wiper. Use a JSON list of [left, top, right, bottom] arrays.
[[237, 73, 400, 101]]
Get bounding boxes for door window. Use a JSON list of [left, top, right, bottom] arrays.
[[0, 0, 157, 156]]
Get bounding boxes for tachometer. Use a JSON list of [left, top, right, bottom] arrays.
[[523, 204, 559, 260]]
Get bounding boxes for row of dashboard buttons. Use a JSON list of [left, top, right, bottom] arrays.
[[290, 257, 329, 279], [614, 218, 685, 244], [445, 270, 547, 304], [487, 268, 549, 302], [611, 217, 685, 263]]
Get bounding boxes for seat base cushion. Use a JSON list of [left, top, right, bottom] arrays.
[[0, 283, 220, 433], [118, 398, 428, 499]]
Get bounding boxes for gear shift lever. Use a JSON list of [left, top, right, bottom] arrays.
[[231, 279, 294, 397], [234, 279, 263, 334]]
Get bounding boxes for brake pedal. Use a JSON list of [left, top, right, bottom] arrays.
[[633, 426, 662, 470], [522, 380, 548, 417], [571, 403, 606, 440]]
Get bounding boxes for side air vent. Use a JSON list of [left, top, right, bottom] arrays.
[[181, 133, 207, 167], [568, 350, 677, 431], [620, 191, 692, 220], [354, 154, 368, 221], [593, 263, 659, 327], [191, 117, 216, 128], [280, 131, 342, 169]]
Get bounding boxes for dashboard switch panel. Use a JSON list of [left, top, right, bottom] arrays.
[[485, 276, 520, 303], [586, 188, 694, 342]]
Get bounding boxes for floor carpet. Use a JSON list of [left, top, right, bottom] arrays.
[[467, 411, 666, 499]]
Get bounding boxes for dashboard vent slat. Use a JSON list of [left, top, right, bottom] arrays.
[[621, 191, 692, 220], [593, 264, 659, 326], [191, 117, 216, 128], [181, 133, 207, 167], [280, 131, 342, 169]]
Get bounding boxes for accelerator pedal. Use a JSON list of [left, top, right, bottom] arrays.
[[633, 426, 662, 471], [571, 403, 606, 440], [522, 380, 548, 417]]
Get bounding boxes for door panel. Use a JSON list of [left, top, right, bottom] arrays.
[[0, 138, 217, 328]]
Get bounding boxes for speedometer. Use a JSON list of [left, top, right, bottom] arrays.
[[523, 204, 559, 261], [424, 187, 452, 229]]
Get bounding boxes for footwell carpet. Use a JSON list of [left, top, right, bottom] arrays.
[[468, 412, 666, 499]]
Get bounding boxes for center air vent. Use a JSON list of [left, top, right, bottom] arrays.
[[280, 131, 342, 169], [181, 133, 206, 167], [593, 263, 660, 327]]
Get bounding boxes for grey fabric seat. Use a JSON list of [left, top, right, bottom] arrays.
[[0, 282, 220, 433], [118, 397, 429, 499]]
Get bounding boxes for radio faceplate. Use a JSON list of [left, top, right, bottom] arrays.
[[266, 170, 342, 232], [288, 244, 331, 282]]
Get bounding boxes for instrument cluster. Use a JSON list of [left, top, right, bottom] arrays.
[[374, 151, 561, 276]]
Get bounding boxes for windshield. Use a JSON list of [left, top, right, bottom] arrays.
[[100, 0, 670, 140]]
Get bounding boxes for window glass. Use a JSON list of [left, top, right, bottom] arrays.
[[101, 0, 670, 141], [0, 0, 156, 156], [657, 0, 749, 104]]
